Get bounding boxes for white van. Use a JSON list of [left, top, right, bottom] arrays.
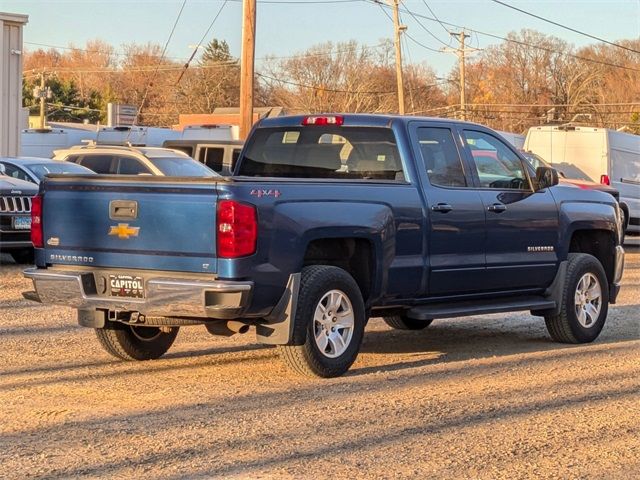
[[525, 125, 640, 235], [21, 128, 98, 158]]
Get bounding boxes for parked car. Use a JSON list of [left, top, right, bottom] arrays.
[[0, 165, 38, 264], [52, 144, 218, 177], [0, 157, 95, 184], [525, 125, 639, 235], [24, 115, 625, 378], [162, 139, 244, 176]]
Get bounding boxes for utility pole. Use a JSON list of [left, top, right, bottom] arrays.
[[38, 72, 46, 129], [443, 31, 472, 120], [389, 0, 406, 114], [239, 0, 256, 139]]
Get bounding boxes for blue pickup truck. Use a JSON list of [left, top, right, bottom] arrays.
[[24, 114, 626, 378]]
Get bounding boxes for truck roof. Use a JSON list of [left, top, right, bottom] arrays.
[[256, 113, 487, 129]]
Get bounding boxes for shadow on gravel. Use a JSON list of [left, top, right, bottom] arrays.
[[8, 358, 640, 479], [355, 303, 640, 376], [0, 324, 80, 337], [2, 328, 639, 449], [2, 305, 637, 391]]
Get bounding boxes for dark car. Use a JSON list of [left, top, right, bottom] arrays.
[[0, 166, 38, 264], [0, 157, 95, 185]]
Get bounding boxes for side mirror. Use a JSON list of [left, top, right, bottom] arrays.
[[536, 166, 559, 190], [0, 163, 5, 175]]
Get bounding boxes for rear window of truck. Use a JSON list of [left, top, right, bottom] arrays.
[[238, 127, 404, 180]]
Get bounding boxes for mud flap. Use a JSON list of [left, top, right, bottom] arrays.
[[255, 273, 300, 345], [531, 261, 567, 317]]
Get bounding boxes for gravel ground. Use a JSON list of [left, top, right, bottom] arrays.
[[0, 247, 638, 479]]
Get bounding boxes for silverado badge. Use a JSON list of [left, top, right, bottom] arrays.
[[109, 223, 140, 239]]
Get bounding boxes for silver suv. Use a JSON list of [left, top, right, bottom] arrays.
[[53, 144, 218, 177]]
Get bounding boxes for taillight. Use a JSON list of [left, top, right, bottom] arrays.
[[217, 200, 257, 258], [600, 175, 610, 185], [31, 195, 43, 248], [302, 115, 344, 126]]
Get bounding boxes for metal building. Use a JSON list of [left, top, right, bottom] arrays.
[[0, 12, 28, 157]]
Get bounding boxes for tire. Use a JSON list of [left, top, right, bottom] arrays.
[[95, 324, 179, 361], [10, 248, 34, 265], [278, 265, 365, 378], [545, 253, 609, 344], [383, 315, 433, 330]]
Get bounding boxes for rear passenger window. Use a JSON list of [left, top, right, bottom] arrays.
[[199, 147, 224, 172], [417, 127, 467, 187], [118, 157, 151, 175], [78, 155, 115, 174]]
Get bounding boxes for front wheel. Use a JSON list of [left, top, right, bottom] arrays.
[[278, 266, 365, 378], [545, 253, 609, 343], [95, 325, 179, 360]]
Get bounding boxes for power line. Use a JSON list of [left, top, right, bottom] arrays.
[[489, 0, 640, 55], [368, 0, 640, 74], [256, 71, 395, 94], [420, 0, 449, 35], [175, 0, 229, 86], [132, 0, 187, 126], [257, 71, 448, 95], [24, 41, 189, 61], [398, 0, 450, 48], [373, 0, 442, 53]]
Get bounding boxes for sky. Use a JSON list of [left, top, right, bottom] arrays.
[[2, 0, 640, 76]]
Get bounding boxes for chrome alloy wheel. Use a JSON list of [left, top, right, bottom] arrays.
[[313, 289, 355, 358], [574, 273, 602, 328]]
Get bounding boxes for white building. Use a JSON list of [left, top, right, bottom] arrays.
[[0, 12, 28, 157]]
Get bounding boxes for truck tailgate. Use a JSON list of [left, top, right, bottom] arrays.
[[40, 176, 219, 273]]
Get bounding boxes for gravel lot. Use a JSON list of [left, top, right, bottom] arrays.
[[1, 246, 638, 479]]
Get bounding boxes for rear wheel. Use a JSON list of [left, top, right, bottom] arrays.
[[278, 266, 365, 378], [545, 253, 609, 343], [95, 324, 179, 360], [383, 315, 433, 330]]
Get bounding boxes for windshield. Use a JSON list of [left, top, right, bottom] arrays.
[[148, 157, 217, 177], [239, 126, 403, 180], [26, 162, 94, 181]]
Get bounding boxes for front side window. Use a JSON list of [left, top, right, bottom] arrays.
[[416, 127, 467, 188], [239, 127, 403, 180], [463, 130, 531, 190]]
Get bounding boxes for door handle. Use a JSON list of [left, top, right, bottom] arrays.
[[487, 203, 507, 213], [431, 203, 453, 213]]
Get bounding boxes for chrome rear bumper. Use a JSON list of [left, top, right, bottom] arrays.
[[23, 268, 252, 319]]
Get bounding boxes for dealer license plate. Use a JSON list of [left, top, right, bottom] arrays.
[[109, 274, 145, 298], [13, 216, 31, 230]]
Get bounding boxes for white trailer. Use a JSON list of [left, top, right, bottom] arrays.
[[525, 125, 640, 235]]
